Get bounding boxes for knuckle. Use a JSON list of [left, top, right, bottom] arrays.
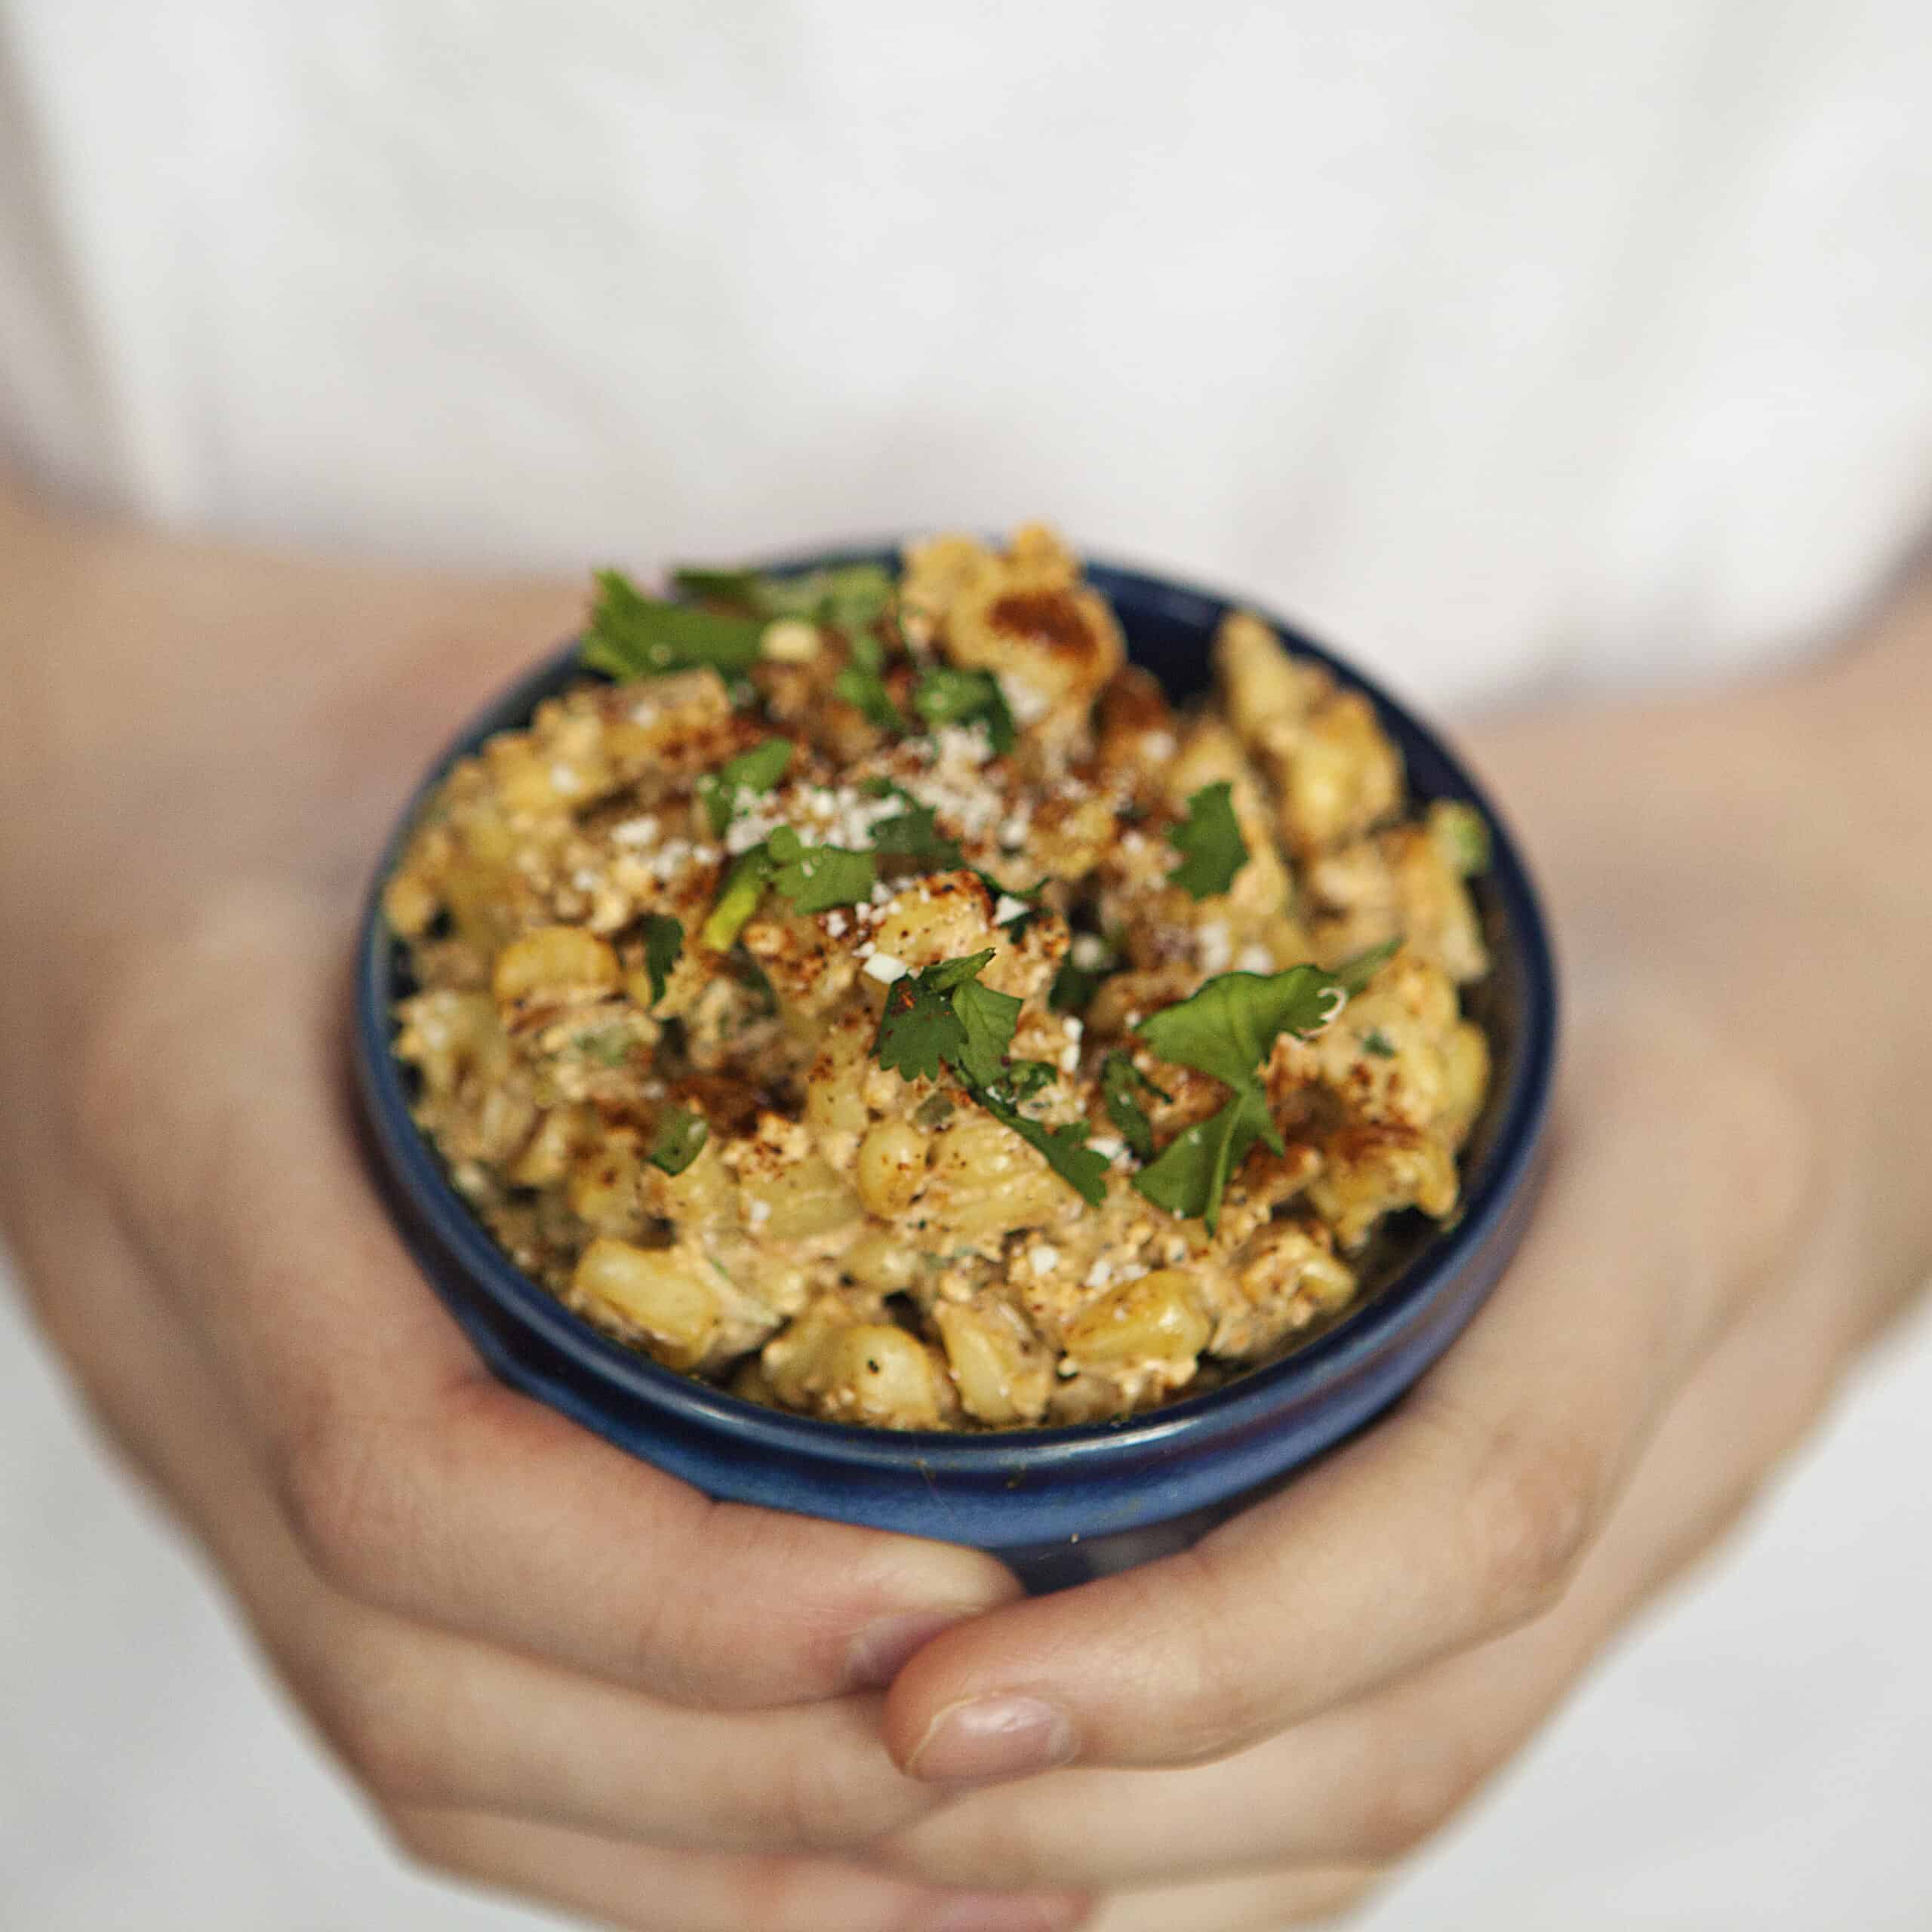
[[1353, 1741, 1482, 1860], [272, 1411, 399, 1604], [1459, 1429, 1599, 1627], [304, 1655, 445, 1808]]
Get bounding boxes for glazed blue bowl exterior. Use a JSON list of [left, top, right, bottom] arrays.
[[353, 552, 1558, 1590]]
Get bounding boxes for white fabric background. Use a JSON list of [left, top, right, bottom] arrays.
[[5, 2, 1932, 709], [3, 1268, 1929, 1930]]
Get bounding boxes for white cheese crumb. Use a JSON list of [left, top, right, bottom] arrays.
[[1084, 1259, 1115, 1290], [823, 912, 848, 938], [854, 939, 875, 960], [998, 808, 1032, 850], [1059, 1042, 1081, 1073], [993, 894, 1030, 925], [549, 763, 583, 795], [746, 1198, 772, 1228], [1143, 731, 1177, 761], [760, 618, 820, 663], [1001, 673, 1051, 724], [1198, 920, 1232, 974], [571, 866, 599, 891], [1089, 1135, 1128, 1164], [865, 952, 909, 984], [1029, 1244, 1061, 1275], [1070, 934, 1109, 970], [1237, 943, 1274, 974], [611, 815, 659, 848], [1064, 1017, 1084, 1041], [629, 700, 660, 726]]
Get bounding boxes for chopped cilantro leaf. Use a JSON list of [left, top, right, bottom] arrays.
[[998, 1060, 1058, 1102], [1131, 1086, 1278, 1235], [833, 631, 905, 732], [1337, 939, 1400, 994], [640, 914, 684, 1008], [869, 948, 1103, 1204], [647, 1105, 709, 1176], [949, 976, 1023, 1087], [912, 666, 1017, 754], [1100, 1051, 1168, 1161], [1050, 931, 1117, 1012], [1166, 781, 1250, 899], [1134, 963, 1351, 1088], [671, 561, 896, 632], [580, 569, 767, 681], [871, 798, 963, 871], [975, 1088, 1109, 1208], [697, 738, 793, 834], [1362, 1029, 1397, 1059], [765, 826, 877, 915]]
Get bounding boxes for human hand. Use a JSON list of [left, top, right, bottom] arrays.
[[851, 598, 1932, 1927], [0, 485, 1089, 1932]]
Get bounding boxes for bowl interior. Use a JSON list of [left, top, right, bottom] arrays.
[[357, 549, 1555, 1472]]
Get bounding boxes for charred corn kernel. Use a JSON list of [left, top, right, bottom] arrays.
[[854, 1118, 928, 1217], [934, 1298, 1052, 1425], [492, 926, 620, 1007], [811, 1324, 946, 1429], [744, 1156, 863, 1241], [570, 1238, 718, 1371], [1066, 1269, 1211, 1367]]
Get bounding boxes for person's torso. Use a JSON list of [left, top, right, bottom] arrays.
[[5, 0, 1930, 706]]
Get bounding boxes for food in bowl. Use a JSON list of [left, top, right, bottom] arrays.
[[383, 525, 1493, 1430]]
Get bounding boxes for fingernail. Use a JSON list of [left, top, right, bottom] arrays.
[[921, 1890, 1091, 1932], [905, 1694, 1077, 1786], [847, 1608, 977, 1692]]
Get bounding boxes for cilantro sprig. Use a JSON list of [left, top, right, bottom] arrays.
[[1166, 781, 1250, 899], [639, 914, 684, 1008], [1099, 1051, 1168, 1161], [580, 570, 768, 681], [834, 632, 905, 732], [1129, 943, 1396, 1232], [872, 950, 1106, 1205], [911, 667, 1017, 754], [672, 561, 895, 632], [697, 737, 794, 835], [702, 826, 877, 949]]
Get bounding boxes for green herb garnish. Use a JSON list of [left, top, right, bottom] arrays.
[[640, 914, 684, 1008], [673, 561, 895, 632], [1050, 932, 1118, 1013], [871, 949, 1105, 1204], [870, 795, 964, 871], [580, 569, 768, 681], [911, 666, 1017, 754], [697, 737, 793, 835], [834, 632, 905, 732], [1100, 1051, 1168, 1161], [1429, 799, 1492, 878], [1362, 1029, 1397, 1059], [1166, 781, 1249, 900], [1128, 959, 1364, 1232], [700, 827, 877, 949], [647, 1105, 709, 1176]]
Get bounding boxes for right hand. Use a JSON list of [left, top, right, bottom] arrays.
[[0, 480, 1088, 1932]]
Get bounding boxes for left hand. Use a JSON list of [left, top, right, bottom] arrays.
[[858, 595, 1932, 1927]]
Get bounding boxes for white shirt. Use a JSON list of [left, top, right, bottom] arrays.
[[5, 2, 1931, 707]]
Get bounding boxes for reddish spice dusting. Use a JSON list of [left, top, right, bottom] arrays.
[[987, 589, 1096, 659]]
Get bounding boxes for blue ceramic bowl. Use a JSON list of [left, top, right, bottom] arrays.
[[353, 552, 1558, 1590]]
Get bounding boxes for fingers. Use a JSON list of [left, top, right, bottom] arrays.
[[391, 1807, 1091, 1932], [1084, 1868, 1379, 1932], [76, 903, 1018, 1708], [883, 1000, 1811, 1777], [872, 1209, 1848, 1894]]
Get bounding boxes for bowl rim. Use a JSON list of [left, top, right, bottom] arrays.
[[352, 546, 1558, 1478]]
